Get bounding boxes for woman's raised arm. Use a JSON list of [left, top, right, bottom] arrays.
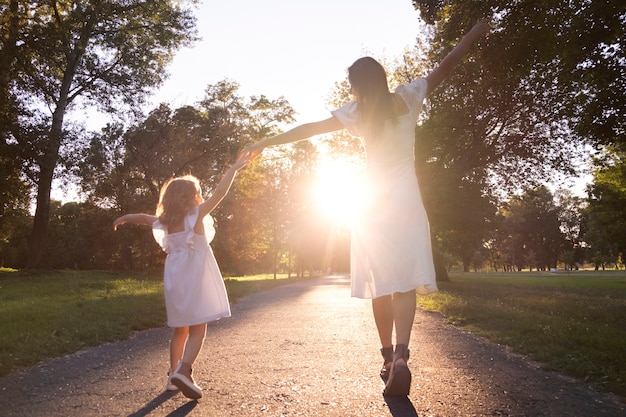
[[245, 116, 343, 157], [425, 19, 490, 96]]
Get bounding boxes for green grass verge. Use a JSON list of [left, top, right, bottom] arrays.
[[417, 271, 626, 398], [0, 268, 314, 376]]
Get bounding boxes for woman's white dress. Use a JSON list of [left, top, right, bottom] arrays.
[[331, 78, 437, 299], [152, 206, 231, 327]]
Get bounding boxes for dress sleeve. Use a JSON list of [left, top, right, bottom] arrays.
[[395, 78, 428, 114], [152, 219, 166, 250], [331, 101, 362, 137], [202, 215, 216, 243], [186, 205, 216, 245]]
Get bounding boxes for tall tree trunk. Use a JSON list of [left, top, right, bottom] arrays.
[[433, 249, 450, 282], [27, 78, 71, 267], [27, 115, 64, 268], [26, 13, 93, 268], [28, 158, 55, 268]]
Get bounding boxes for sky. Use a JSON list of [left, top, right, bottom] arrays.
[[147, 0, 423, 125]]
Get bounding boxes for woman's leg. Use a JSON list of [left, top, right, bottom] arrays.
[[373, 294, 395, 381], [170, 326, 189, 371], [383, 290, 416, 396], [392, 289, 416, 347], [372, 295, 394, 348]]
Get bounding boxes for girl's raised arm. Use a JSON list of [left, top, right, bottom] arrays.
[[196, 152, 250, 220], [425, 19, 490, 96], [113, 213, 157, 230]]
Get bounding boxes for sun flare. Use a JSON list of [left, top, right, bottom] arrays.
[[313, 158, 364, 227]]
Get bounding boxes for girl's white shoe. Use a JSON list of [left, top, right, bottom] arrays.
[[166, 370, 178, 391], [170, 362, 203, 399]]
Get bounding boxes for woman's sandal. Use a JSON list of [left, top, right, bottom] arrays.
[[379, 346, 394, 383], [383, 344, 411, 397]]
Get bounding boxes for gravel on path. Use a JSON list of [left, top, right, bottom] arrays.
[[0, 275, 623, 416]]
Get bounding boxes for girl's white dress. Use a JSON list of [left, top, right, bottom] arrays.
[[152, 206, 231, 327], [332, 78, 438, 299]]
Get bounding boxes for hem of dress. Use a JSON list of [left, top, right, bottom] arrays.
[[351, 283, 439, 299], [167, 312, 231, 328]]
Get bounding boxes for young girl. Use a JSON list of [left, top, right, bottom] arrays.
[[113, 152, 248, 400], [244, 21, 490, 397]]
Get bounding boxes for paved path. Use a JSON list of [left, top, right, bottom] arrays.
[[0, 275, 623, 416]]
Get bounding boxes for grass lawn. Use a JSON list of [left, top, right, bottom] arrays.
[[417, 270, 626, 399], [0, 268, 314, 377]]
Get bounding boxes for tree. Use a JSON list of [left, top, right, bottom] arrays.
[[197, 81, 298, 275], [0, 1, 28, 221], [0, 205, 31, 268], [496, 186, 564, 271], [554, 189, 586, 268], [2, 0, 198, 267], [78, 80, 297, 273], [45, 201, 117, 269], [412, 0, 625, 145], [407, 0, 625, 270], [81, 99, 248, 269], [583, 147, 626, 269]]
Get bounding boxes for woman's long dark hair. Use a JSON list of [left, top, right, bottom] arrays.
[[348, 57, 397, 137]]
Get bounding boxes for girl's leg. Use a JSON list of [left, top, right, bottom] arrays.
[[181, 323, 207, 366], [171, 323, 207, 399], [170, 326, 189, 372]]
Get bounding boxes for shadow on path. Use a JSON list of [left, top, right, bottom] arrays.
[[384, 396, 419, 417], [127, 391, 178, 417], [164, 400, 197, 417]]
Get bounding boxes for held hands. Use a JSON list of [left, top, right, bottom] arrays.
[[234, 149, 256, 170], [241, 141, 265, 162]]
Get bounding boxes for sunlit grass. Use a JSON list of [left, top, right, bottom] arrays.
[[0, 270, 165, 375], [0, 269, 316, 376], [418, 271, 626, 398]]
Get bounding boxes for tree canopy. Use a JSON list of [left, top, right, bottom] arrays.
[[583, 146, 626, 269], [1, 0, 198, 267], [1, 1, 624, 273], [406, 0, 624, 267]]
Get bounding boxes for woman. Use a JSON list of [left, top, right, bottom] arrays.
[[245, 20, 489, 397]]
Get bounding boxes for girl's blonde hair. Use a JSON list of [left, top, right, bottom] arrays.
[[156, 175, 201, 226]]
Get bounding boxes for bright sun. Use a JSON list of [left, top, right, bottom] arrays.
[[313, 158, 364, 227]]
